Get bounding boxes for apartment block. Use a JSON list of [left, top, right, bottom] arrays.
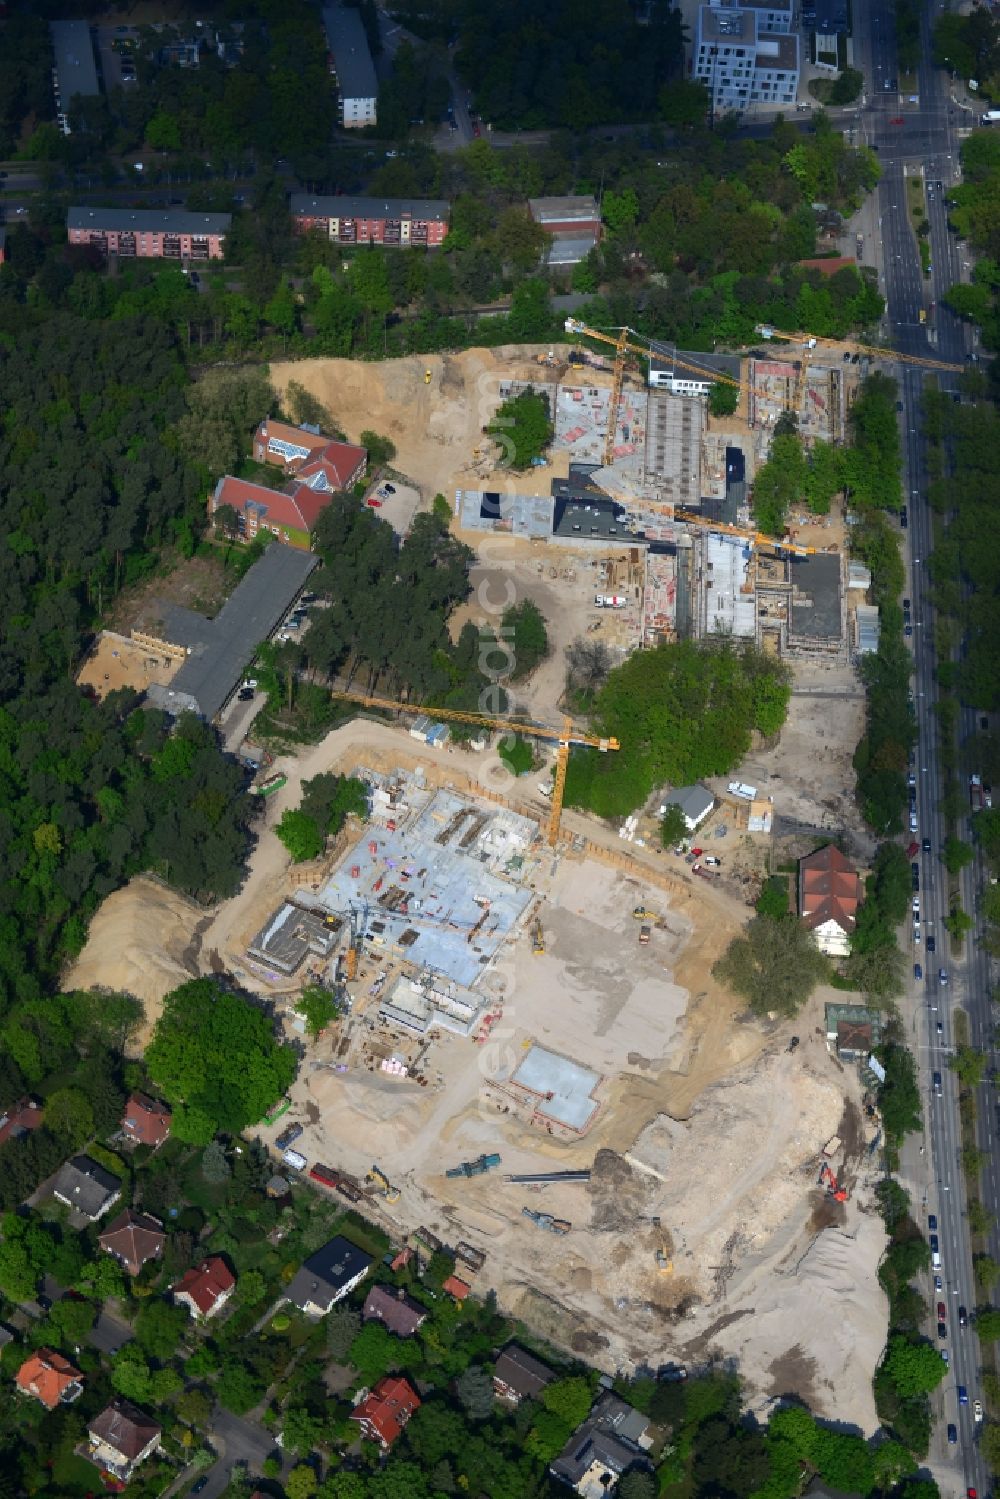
[[323, 5, 377, 128], [694, 2, 799, 110], [291, 194, 449, 248], [67, 208, 231, 261]]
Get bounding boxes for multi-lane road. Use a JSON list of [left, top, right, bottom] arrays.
[[856, 0, 994, 1491]]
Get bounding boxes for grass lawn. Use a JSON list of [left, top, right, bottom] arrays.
[[52, 1453, 100, 1493]]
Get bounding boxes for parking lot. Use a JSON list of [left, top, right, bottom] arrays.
[[94, 24, 138, 91], [366, 479, 421, 536]]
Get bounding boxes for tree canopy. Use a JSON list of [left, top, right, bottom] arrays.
[[712, 914, 829, 1017], [146, 977, 297, 1142]]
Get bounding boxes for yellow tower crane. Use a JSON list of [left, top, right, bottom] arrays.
[[564, 318, 752, 467], [328, 689, 619, 847], [756, 326, 966, 376]]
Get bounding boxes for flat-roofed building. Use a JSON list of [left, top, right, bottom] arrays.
[[50, 20, 99, 135]]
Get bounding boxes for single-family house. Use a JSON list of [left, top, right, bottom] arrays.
[[442, 1273, 471, 1302], [172, 1256, 236, 1320], [88, 1398, 161, 1481], [98, 1209, 166, 1278], [254, 417, 338, 471], [51, 1154, 122, 1221], [493, 1344, 555, 1406], [16, 1349, 83, 1409], [285, 1236, 373, 1317], [550, 1391, 653, 1496], [799, 845, 863, 957], [120, 1092, 171, 1149], [660, 783, 715, 833], [362, 1283, 427, 1339], [0, 1096, 43, 1148], [824, 1003, 883, 1060], [350, 1375, 421, 1449]]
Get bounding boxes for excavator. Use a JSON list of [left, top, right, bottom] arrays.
[[532, 919, 545, 955], [329, 689, 619, 848], [366, 1163, 401, 1204], [818, 1162, 848, 1203]]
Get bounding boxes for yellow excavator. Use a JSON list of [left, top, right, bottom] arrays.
[[532, 919, 545, 954], [366, 1163, 401, 1204]]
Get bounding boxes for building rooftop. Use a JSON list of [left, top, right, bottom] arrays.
[[16, 1349, 83, 1409], [247, 901, 341, 977], [455, 488, 554, 538], [50, 20, 99, 102], [800, 845, 861, 934], [147, 542, 318, 721], [68, 207, 232, 237], [662, 784, 715, 825], [363, 1283, 427, 1338], [698, 7, 755, 44], [545, 234, 598, 265], [322, 4, 378, 99], [121, 1092, 171, 1147], [89, 1398, 161, 1460], [291, 193, 449, 222], [287, 1236, 373, 1312], [551, 487, 637, 543], [172, 1256, 235, 1315], [99, 1210, 166, 1273], [52, 1154, 121, 1218], [756, 30, 799, 71], [0, 1096, 43, 1148], [509, 1045, 602, 1132], [649, 346, 744, 386], [788, 551, 842, 641], [494, 1344, 555, 1400], [528, 196, 600, 225], [351, 1375, 420, 1447]]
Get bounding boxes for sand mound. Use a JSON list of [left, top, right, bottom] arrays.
[[628, 1049, 844, 1296], [63, 876, 203, 1052]]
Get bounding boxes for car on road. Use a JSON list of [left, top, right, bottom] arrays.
[[191, 1479, 210, 1495], [927, 934, 936, 952], [958, 1385, 969, 1405], [933, 1071, 942, 1095], [975, 1400, 983, 1422], [900, 507, 908, 528], [947, 1423, 958, 1444], [929, 1214, 938, 1231], [936, 1020, 943, 1035], [922, 837, 931, 852], [914, 963, 922, 980], [939, 968, 948, 984], [959, 1306, 967, 1327]]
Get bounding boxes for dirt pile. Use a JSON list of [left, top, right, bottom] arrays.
[[63, 876, 204, 1052]]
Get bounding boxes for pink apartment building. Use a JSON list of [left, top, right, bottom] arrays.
[[67, 207, 231, 261]]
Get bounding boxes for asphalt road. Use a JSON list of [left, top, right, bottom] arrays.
[[857, 0, 990, 1489]]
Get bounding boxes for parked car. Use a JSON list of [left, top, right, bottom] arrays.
[[947, 1423, 958, 1444], [929, 1214, 937, 1231], [276, 1122, 303, 1150], [383, 482, 396, 494], [935, 1275, 943, 1291], [914, 963, 922, 980], [929, 1234, 939, 1253], [974, 1400, 983, 1422], [237, 688, 254, 702], [936, 1298, 945, 1317], [938, 1321, 947, 1339]]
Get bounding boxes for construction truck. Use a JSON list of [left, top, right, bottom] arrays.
[[522, 1207, 571, 1235], [445, 1153, 502, 1179], [818, 1163, 848, 1202], [638, 925, 651, 945], [532, 920, 545, 955], [366, 1163, 401, 1204]]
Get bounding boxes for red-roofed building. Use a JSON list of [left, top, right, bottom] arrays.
[[16, 1349, 83, 1409], [212, 472, 357, 551], [121, 1093, 171, 1149], [796, 256, 857, 277], [442, 1274, 471, 1302], [171, 1257, 236, 1320], [350, 1375, 420, 1449], [799, 845, 863, 957], [254, 418, 332, 470], [0, 1097, 43, 1148], [294, 440, 367, 492]]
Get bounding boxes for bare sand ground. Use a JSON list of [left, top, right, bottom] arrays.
[[63, 876, 205, 1053], [268, 347, 573, 505], [76, 632, 182, 701]]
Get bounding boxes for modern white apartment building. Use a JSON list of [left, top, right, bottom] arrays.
[[694, 1, 800, 111]]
